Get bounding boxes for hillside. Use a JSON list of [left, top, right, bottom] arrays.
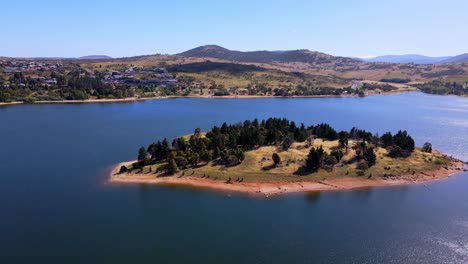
[[440, 53, 468, 63], [3, 44, 468, 103], [178, 45, 359, 64]]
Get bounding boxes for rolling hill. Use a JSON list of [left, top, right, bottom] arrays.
[[178, 45, 359, 64]]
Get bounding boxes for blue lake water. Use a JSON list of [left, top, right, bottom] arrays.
[[0, 92, 467, 263]]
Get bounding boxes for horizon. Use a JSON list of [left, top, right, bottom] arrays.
[[1, 44, 467, 60], [2, 0, 468, 58]]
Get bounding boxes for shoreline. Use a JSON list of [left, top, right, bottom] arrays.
[[108, 159, 467, 197], [0, 90, 419, 106]]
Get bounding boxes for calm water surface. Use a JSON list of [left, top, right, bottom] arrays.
[[0, 92, 467, 263]]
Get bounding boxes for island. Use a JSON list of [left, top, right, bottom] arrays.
[[110, 118, 466, 196]]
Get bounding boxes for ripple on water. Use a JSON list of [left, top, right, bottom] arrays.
[[427, 221, 468, 264]]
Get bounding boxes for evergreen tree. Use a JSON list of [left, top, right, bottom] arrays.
[[138, 147, 148, 162], [364, 147, 377, 167], [272, 153, 281, 166], [305, 146, 324, 172], [167, 159, 178, 175]]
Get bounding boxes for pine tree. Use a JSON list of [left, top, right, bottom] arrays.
[[167, 159, 178, 175]]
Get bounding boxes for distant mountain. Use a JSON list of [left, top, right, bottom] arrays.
[[77, 55, 113, 60], [178, 45, 359, 64], [440, 53, 468, 63], [362, 55, 451, 64], [0, 55, 114, 60]]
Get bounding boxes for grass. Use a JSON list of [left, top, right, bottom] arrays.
[[130, 139, 449, 183]]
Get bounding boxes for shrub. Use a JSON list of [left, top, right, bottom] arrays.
[[422, 142, 432, 153], [272, 153, 281, 166], [323, 155, 338, 166], [119, 165, 128, 173], [356, 170, 366, 176], [356, 162, 369, 171], [330, 149, 344, 162]]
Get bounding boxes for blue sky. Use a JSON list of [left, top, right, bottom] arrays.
[[2, 0, 467, 58]]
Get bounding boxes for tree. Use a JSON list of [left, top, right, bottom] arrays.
[[161, 138, 171, 157], [119, 165, 128, 173], [201, 150, 213, 163], [314, 123, 338, 140], [272, 153, 281, 166], [330, 149, 344, 162], [138, 147, 148, 162], [167, 159, 179, 175], [175, 156, 188, 168], [393, 130, 415, 152], [305, 146, 324, 172], [422, 142, 432, 153], [363, 147, 377, 167], [380, 132, 394, 147], [338, 131, 349, 149], [190, 153, 200, 167], [281, 133, 294, 151]]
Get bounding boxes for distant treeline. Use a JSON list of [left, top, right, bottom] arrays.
[[361, 82, 398, 92], [417, 80, 468, 95], [167, 61, 264, 74], [126, 118, 416, 176], [379, 78, 410, 84]]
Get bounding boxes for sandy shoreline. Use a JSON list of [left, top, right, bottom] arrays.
[[0, 90, 415, 106], [108, 159, 467, 196]]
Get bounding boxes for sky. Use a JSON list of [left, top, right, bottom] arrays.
[[1, 0, 467, 58]]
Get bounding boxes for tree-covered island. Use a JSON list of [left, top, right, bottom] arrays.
[[112, 118, 465, 195]]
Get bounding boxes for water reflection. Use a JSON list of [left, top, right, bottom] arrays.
[[304, 191, 321, 204]]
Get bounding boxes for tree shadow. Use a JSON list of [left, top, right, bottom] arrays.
[[262, 164, 276, 171]]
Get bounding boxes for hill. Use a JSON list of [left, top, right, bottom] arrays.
[[77, 55, 113, 60], [178, 45, 359, 64], [440, 53, 468, 63], [362, 55, 451, 64]]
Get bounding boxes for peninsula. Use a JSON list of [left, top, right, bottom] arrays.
[[110, 118, 466, 195]]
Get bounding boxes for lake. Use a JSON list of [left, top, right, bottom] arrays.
[[0, 92, 467, 263]]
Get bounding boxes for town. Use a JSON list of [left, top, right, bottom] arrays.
[[0, 58, 181, 102]]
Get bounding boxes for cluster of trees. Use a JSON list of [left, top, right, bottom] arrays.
[[379, 78, 410, 83], [132, 118, 313, 174], [302, 128, 376, 174], [125, 118, 418, 177], [361, 82, 398, 92], [167, 61, 263, 75], [302, 128, 416, 175], [380, 130, 415, 157], [417, 80, 468, 95], [274, 86, 349, 96]]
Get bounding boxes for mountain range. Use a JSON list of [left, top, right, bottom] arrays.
[[4, 46, 468, 65], [361, 54, 468, 64], [177, 45, 468, 65], [17, 55, 113, 60]]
